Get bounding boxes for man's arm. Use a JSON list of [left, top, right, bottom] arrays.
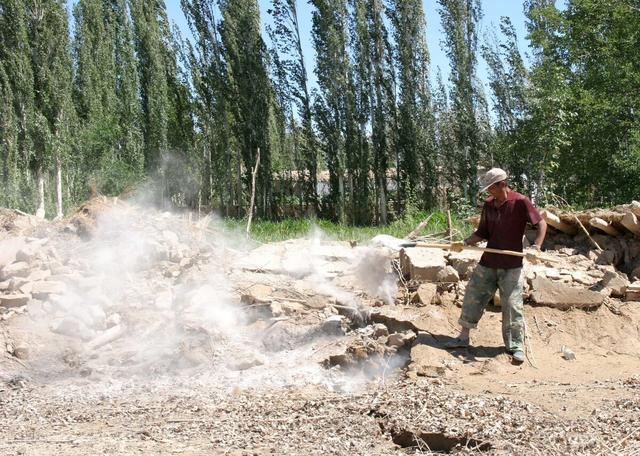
[[464, 232, 485, 246], [532, 219, 547, 249]]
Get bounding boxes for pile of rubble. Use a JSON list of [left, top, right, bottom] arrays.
[[1, 198, 640, 454]]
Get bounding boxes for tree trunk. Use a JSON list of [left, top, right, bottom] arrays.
[[55, 155, 63, 219], [35, 165, 45, 219], [379, 175, 388, 225]]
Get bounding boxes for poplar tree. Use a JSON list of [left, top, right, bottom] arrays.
[[73, 0, 119, 189], [347, 0, 371, 224], [388, 0, 436, 210], [130, 0, 170, 172], [113, 0, 144, 180], [0, 0, 35, 210], [366, 0, 393, 224], [219, 0, 274, 217], [482, 17, 532, 193], [267, 0, 318, 215], [27, 0, 75, 218], [310, 0, 351, 222], [438, 0, 484, 204], [182, 0, 237, 214]]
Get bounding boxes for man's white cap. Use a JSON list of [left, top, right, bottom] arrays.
[[479, 168, 508, 193]]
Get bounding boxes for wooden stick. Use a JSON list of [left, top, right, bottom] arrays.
[[589, 217, 620, 236], [406, 213, 434, 240], [541, 210, 577, 235], [414, 242, 525, 258], [246, 147, 260, 238], [446, 209, 453, 242], [573, 215, 602, 251], [413, 242, 561, 264]]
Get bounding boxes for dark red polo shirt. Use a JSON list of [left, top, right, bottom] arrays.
[[474, 190, 542, 269]]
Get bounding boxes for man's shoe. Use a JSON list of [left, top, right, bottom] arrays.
[[510, 350, 525, 363]]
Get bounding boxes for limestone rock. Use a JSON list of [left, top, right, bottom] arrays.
[[436, 265, 459, 284], [387, 330, 416, 348], [372, 323, 389, 338], [0, 262, 30, 281], [31, 281, 67, 299], [601, 270, 630, 298], [530, 276, 604, 310], [399, 248, 446, 282], [322, 315, 347, 335], [27, 269, 52, 282], [0, 237, 26, 269], [447, 250, 481, 280], [0, 293, 31, 308], [50, 317, 94, 340], [411, 283, 438, 306]]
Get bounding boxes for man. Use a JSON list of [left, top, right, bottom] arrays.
[[448, 168, 547, 363]]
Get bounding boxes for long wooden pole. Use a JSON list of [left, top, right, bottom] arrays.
[[414, 242, 525, 258]]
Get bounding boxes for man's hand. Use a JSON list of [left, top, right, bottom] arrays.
[[525, 245, 541, 263], [450, 241, 465, 253]]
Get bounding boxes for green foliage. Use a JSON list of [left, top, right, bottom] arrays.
[[438, 0, 487, 205], [225, 209, 473, 243], [1, 0, 640, 222]]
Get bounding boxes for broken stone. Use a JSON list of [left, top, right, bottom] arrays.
[[26, 268, 52, 282], [50, 317, 94, 340], [530, 276, 604, 310], [18, 281, 33, 295], [625, 282, 640, 302], [411, 283, 438, 306], [305, 295, 331, 310], [12, 343, 29, 360], [15, 245, 40, 263], [595, 250, 616, 265], [8, 277, 28, 292], [387, 330, 416, 348], [372, 323, 389, 338], [322, 315, 347, 336], [0, 293, 31, 308], [436, 265, 460, 284], [240, 283, 274, 305], [31, 281, 67, 299], [570, 270, 597, 286], [545, 268, 562, 280], [399, 248, 446, 282], [601, 270, 630, 298], [0, 237, 26, 269], [0, 262, 30, 281], [435, 291, 456, 308], [226, 355, 264, 371], [447, 250, 481, 280], [561, 345, 576, 361]]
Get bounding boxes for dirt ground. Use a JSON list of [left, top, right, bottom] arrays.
[[0, 202, 639, 455]]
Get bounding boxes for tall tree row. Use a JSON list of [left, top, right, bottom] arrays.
[[1, 0, 640, 222], [438, 0, 487, 205], [389, 0, 437, 210], [267, 0, 318, 216]]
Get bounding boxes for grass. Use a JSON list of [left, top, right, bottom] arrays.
[[222, 210, 475, 244]]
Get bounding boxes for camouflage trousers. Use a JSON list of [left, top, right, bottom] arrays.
[[458, 264, 524, 352]]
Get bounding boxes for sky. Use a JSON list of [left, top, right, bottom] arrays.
[[163, 0, 533, 96]]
